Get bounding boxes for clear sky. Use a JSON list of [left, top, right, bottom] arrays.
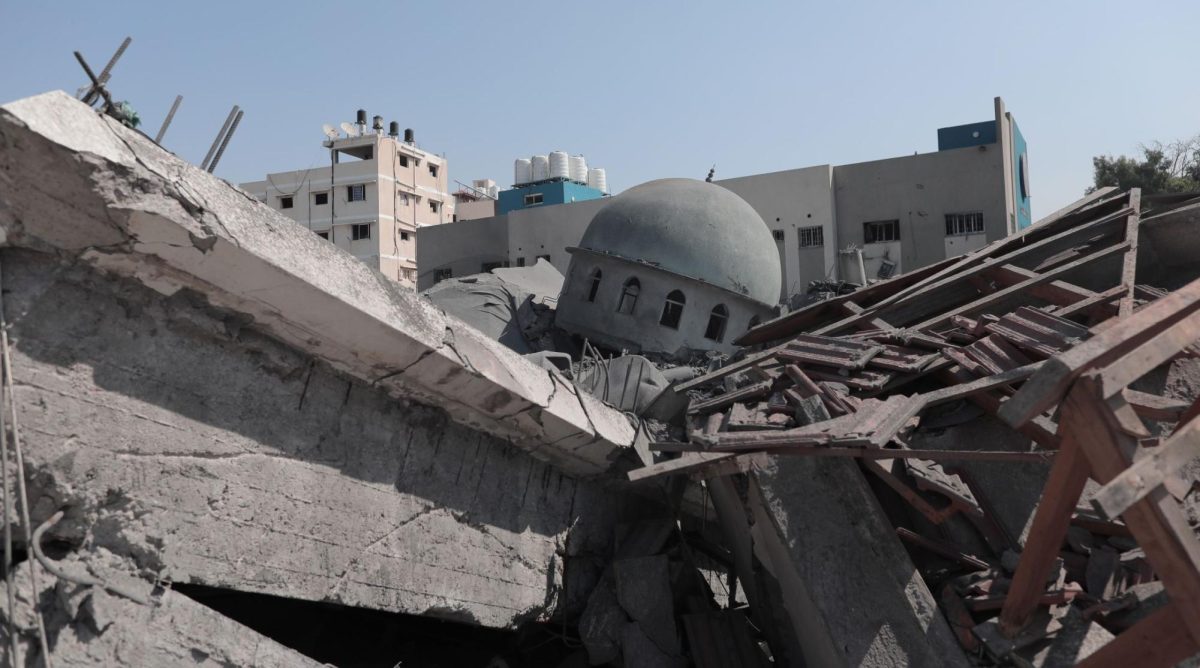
[[2, 1, 1198, 219]]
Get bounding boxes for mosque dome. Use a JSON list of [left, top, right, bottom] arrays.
[[573, 178, 781, 306]]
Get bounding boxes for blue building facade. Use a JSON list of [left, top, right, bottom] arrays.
[[497, 180, 605, 216]]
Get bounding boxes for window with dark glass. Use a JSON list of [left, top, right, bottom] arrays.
[[280, 196, 293, 209], [313, 192, 328, 206], [617, 278, 640, 315], [863, 219, 900, 243], [586, 268, 602, 302], [705, 304, 729, 342], [351, 223, 371, 240], [659, 290, 686, 329], [347, 184, 366, 202]]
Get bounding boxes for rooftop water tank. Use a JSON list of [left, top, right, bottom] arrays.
[[514, 158, 532, 185], [587, 167, 608, 194], [549, 151, 570, 180], [531, 155, 550, 182], [569, 155, 588, 183]]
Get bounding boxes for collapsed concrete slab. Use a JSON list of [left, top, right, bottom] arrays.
[[0, 90, 637, 478], [0, 89, 639, 641]]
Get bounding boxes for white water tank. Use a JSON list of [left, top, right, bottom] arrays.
[[513, 158, 532, 185], [587, 167, 608, 194], [548, 151, 570, 180], [488, 184, 499, 198], [531, 155, 550, 182], [569, 155, 588, 183]]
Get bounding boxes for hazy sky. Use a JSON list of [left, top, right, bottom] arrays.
[[3, 1, 1198, 219]]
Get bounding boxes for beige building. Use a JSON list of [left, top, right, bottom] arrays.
[[241, 120, 453, 288]]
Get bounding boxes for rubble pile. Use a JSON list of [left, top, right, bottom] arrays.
[[631, 188, 1200, 666]]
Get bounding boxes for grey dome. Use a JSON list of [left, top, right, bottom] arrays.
[[573, 178, 781, 306]]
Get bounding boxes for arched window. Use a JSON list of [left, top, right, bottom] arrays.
[[616, 278, 640, 315], [704, 304, 729, 342], [659, 290, 686, 329], [586, 268, 602, 302]]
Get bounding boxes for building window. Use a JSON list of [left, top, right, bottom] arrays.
[[433, 267, 452, 284], [429, 200, 439, 213], [945, 212, 984, 236], [400, 194, 410, 205], [772, 229, 785, 242], [428, 164, 439, 178], [863, 219, 900, 244], [516, 257, 526, 267], [524, 193, 544, 206], [586, 268, 602, 302], [659, 290, 686, 329], [617, 277, 640, 315], [538, 254, 551, 263], [705, 304, 729, 342], [481, 261, 507, 272], [399, 155, 409, 168], [748, 315, 761, 332], [279, 196, 294, 209], [347, 184, 366, 202], [316, 230, 330, 240], [798, 226, 824, 248], [400, 231, 410, 241], [313, 192, 328, 206], [351, 223, 371, 240]]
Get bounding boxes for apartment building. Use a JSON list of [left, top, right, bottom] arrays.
[[241, 115, 454, 288]]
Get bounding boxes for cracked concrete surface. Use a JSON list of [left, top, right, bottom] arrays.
[[0, 90, 636, 478], [0, 248, 616, 629]]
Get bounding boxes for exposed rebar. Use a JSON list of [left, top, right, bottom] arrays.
[[201, 105, 239, 171], [207, 109, 243, 174], [154, 95, 183, 144]]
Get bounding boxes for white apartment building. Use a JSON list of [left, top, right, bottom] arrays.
[[241, 117, 454, 288]]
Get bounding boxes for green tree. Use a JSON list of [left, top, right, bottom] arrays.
[[1089, 136, 1200, 194]]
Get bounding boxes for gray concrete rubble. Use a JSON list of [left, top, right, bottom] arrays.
[[0, 90, 652, 664]]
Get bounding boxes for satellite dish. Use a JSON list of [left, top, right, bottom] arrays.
[[322, 124, 339, 140], [340, 122, 360, 138]]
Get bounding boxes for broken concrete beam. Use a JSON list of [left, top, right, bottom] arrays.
[[748, 455, 970, 667], [2, 248, 613, 628], [0, 559, 323, 667], [0, 90, 635, 477]]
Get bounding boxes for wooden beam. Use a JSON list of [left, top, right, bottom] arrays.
[[986, 264, 1097, 305], [1077, 603, 1198, 668], [999, 275, 1200, 428], [912, 242, 1130, 333], [1096, 309, 1200, 398], [1070, 376, 1200, 645], [1091, 411, 1200, 520], [1118, 188, 1142, 317], [998, 428, 1091, 636], [1123, 389, 1191, 421]]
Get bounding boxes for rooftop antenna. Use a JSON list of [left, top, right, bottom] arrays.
[[705, 165, 716, 183], [340, 121, 360, 138], [322, 124, 340, 140], [78, 36, 131, 105], [154, 95, 183, 144]]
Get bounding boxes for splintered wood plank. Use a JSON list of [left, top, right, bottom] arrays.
[[1068, 376, 1200, 646], [1096, 309, 1200, 399], [674, 345, 787, 393], [1123, 389, 1190, 421], [999, 275, 1200, 428], [628, 452, 737, 482], [687, 380, 774, 416], [1091, 411, 1200, 520]]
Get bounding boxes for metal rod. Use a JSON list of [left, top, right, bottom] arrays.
[[201, 105, 239, 171], [207, 109, 243, 173], [78, 36, 131, 103], [154, 95, 183, 144], [72, 51, 114, 114]]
